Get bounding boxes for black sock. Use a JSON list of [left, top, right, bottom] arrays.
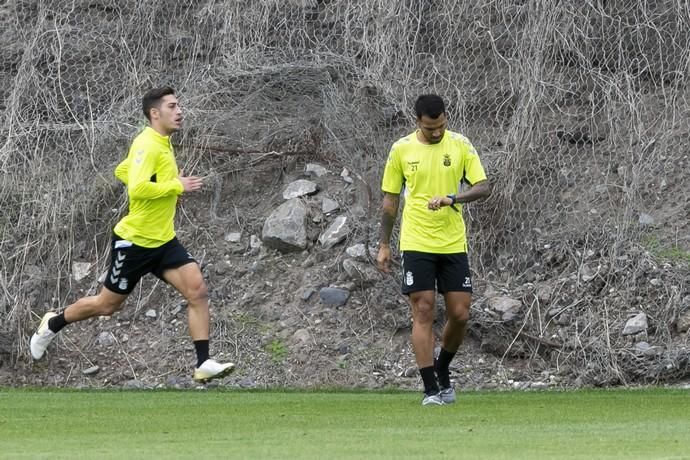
[[419, 366, 439, 395], [48, 313, 68, 333], [194, 340, 209, 368], [435, 348, 456, 388]]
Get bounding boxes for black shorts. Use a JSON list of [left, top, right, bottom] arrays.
[[400, 251, 473, 295], [103, 233, 196, 294]]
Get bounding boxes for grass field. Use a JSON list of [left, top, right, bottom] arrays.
[[0, 388, 688, 459]]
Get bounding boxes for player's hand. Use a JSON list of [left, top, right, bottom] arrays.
[[377, 244, 392, 273], [179, 170, 203, 193], [428, 196, 452, 210]]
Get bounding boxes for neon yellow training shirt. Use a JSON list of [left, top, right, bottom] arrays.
[[381, 130, 487, 253], [113, 127, 184, 248]]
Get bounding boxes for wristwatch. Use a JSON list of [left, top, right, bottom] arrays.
[[446, 194, 460, 212]]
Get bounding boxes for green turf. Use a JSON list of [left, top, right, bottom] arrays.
[[0, 388, 688, 459]]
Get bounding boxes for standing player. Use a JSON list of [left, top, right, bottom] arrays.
[[377, 94, 490, 405], [30, 87, 235, 383]]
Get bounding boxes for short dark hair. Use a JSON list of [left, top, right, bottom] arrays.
[[414, 94, 445, 119], [142, 86, 176, 121]]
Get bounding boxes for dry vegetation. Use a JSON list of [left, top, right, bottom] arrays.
[[0, 0, 688, 387]]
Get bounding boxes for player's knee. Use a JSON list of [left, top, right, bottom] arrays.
[[412, 300, 435, 324], [185, 278, 208, 304], [448, 305, 470, 323]]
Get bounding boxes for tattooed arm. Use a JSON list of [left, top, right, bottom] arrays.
[[377, 192, 400, 273]]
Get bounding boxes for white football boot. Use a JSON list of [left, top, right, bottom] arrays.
[[193, 359, 235, 383], [30, 312, 58, 360]]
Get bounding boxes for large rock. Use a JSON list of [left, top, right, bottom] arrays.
[[72, 262, 92, 281], [282, 179, 318, 199], [224, 232, 242, 243], [622, 313, 648, 335], [262, 199, 308, 252], [319, 287, 350, 306], [488, 296, 522, 321], [305, 163, 329, 177], [634, 341, 660, 357], [82, 366, 100, 376], [345, 243, 376, 261], [342, 259, 381, 284], [318, 216, 348, 249], [321, 197, 340, 214]]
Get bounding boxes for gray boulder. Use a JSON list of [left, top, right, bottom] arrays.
[[283, 179, 318, 199], [342, 259, 381, 284], [318, 216, 348, 249], [322, 197, 340, 214], [623, 313, 648, 335], [488, 296, 522, 321], [305, 163, 329, 177], [320, 287, 350, 306], [262, 199, 308, 252]]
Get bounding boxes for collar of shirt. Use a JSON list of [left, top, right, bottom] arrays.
[[143, 126, 172, 149]]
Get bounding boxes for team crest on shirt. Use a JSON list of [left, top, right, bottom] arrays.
[[443, 154, 451, 167]]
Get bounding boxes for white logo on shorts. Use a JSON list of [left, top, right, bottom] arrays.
[[405, 271, 414, 286], [118, 278, 128, 291], [463, 277, 472, 288]]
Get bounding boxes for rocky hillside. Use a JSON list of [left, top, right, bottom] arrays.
[[4, 152, 688, 391]]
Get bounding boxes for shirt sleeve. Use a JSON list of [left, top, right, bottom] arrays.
[[127, 142, 183, 200], [114, 158, 129, 185], [462, 142, 487, 186], [381, 145, 404, 194]]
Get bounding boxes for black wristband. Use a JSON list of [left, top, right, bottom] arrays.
[[446, 194, 457, 204]]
